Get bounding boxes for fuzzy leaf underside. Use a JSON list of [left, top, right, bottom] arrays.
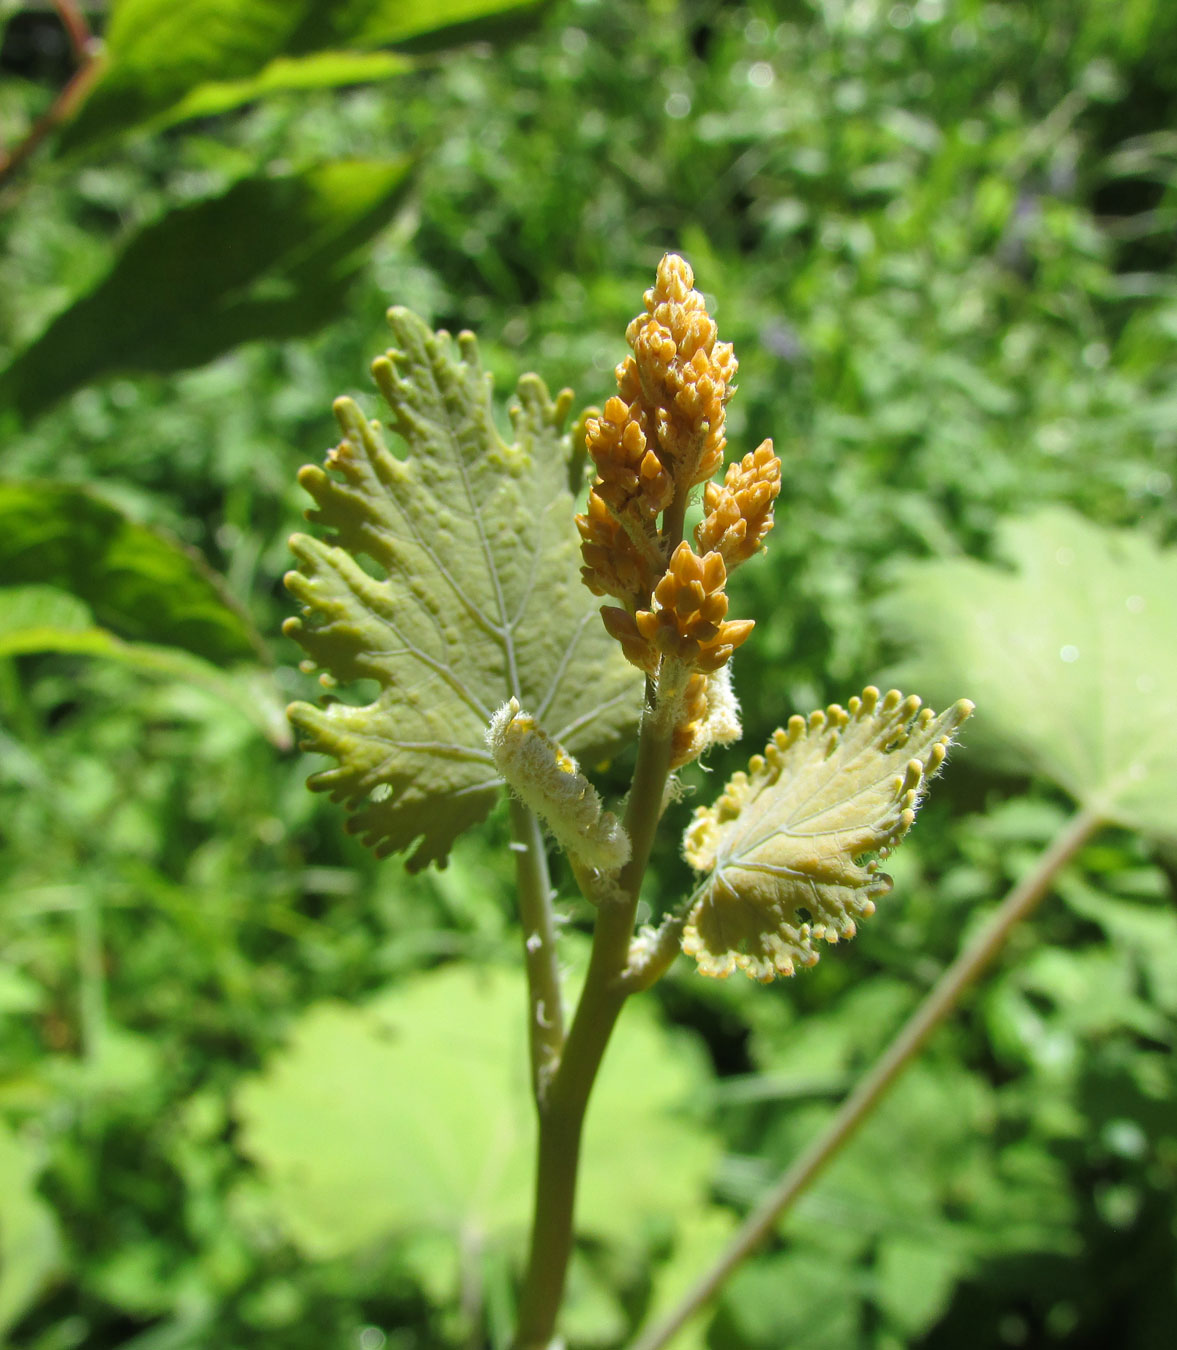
[[285, 309, 642, 868], [877, 508, 1177, 845], [683, 687, 972, 981]]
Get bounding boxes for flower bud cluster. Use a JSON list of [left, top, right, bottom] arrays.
[[696, 440, 781, 568], [577, 253, 741, 614], [600, 542, 754, 675], [576, 252, 782, 764]]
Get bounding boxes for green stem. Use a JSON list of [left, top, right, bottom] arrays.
[[513, 709, 676, 1349], [509, 797, 565, 1105], [630, 803, 1104, 1350]]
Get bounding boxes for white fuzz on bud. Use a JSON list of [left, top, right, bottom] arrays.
[[487, 699, 631, 871]]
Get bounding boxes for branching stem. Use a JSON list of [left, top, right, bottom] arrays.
[[513, 707, 676, 1349], [630, 803, 1104, 1350]]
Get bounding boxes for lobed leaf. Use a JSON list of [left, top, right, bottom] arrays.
[[284, 309, 642, 868], [682, 687, 972, 981], [877, 508, 1177, 845]]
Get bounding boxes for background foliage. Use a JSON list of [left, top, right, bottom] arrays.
[[1, 1, 1175, 1347]]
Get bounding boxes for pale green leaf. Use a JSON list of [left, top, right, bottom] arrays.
[[0, 1122, 61, 1337], [682, 687, 972, 981], [284, 310, 642, 868], [234, 963, 716, 1264], [877, 508, 1177, 844]]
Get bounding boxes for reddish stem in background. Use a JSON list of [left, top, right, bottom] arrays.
[[0, 0, 102, 191]]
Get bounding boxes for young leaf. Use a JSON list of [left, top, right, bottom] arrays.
[[682, 687, 972, 981], [284, 310, 642, 869], [876, 508, 1177, 845]]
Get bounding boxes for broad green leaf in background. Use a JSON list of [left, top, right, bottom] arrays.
[[153, 50, 408, 130], [234, 962, 716, 1267], [0, 585, 289, 746], [877, 508, 1177, 844], [287, 0, 551, 54], [0, 482, 264, 665], [284, 310, 641, 868], [59, 0, 548, 152], [0, 1121, 62, 1339], [682, 687, 972, 981], [0, 160, 411, 421]]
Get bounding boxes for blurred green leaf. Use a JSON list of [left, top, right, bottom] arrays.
[[235, 961, 716, 1263], [0, 1121, 62, 1338], [154, 50, 408, 129], [0, 484, 263, 664], [59, 0, 310, 153], [878, 509, 1177, 845], [0, 585, 289, 746], [59, 0, 547, 151], [0, 160, 411, 421], [287, 0, 551, 55]]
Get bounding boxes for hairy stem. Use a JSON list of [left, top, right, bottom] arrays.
[[513, 708, 676, 1349], [631, 803, 1104, 1350], [509, 797, 565, 1105]]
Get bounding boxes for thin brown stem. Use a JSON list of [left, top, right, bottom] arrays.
[[630, 803, 1104, 1350], [0, 40, 103, 190], [53, 0, 94, 62]]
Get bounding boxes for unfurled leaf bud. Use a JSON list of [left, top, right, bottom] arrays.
[[488, 699, 631, 871]]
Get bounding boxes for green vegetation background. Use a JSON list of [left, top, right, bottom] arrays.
[[1, 1, 1175, 1347]]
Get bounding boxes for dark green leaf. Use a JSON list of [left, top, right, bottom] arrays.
[[0, 483, 264, 664], [0, 160, 411, 421]]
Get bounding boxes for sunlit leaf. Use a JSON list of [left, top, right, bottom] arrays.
[[0, 161, 410, 420], [59, 0, 547, 151], [150, 50, 409, 130], [284, 309, 641, 868], [682, 687, 972, 981], [234, 962, 715, 1262], [877, 508, 1177, 844]]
